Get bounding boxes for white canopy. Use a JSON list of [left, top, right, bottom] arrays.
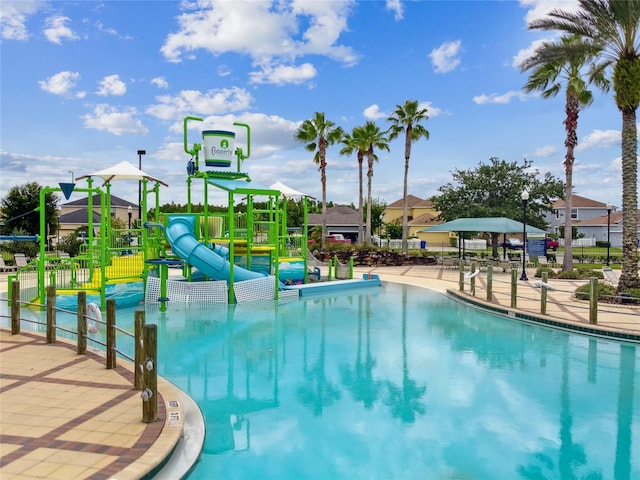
[[269, 181, 314, 199], [77, 161, 168, 187]]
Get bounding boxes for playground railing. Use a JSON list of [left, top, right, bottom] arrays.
[[5, 281, 158, 423], [7, 257, 38, 303]]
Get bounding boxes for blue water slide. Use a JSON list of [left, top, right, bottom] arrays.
[[165, 215, 266, 283]]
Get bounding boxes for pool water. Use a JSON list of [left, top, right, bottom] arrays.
[[8, 282, 640, 479]]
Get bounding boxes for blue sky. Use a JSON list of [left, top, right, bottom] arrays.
[[0, 0, 628, 212]]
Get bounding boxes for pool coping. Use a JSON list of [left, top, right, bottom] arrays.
[[447, 289, 640, 344]]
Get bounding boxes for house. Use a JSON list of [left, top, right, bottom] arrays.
[[307, 205, 362, 243], [545, 195, 615, 236], [574, 210, 640, 248], [383, 195, 449, 246], [56, 194, 137, 243]]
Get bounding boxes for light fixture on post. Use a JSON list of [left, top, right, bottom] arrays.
[[520, 190, 529, 281], [606, 202, 612, 266], [128, 205, 133, 230], [137, 149, 146, 220]]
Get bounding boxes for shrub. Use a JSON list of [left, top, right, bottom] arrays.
[[534, 266, 557, 278], [575, 282, 615, 301], [557, 270, 582, 280]]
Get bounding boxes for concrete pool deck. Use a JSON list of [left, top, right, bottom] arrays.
[[1, 265, 639, 479]]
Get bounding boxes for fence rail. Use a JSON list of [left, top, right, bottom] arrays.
[[6, 280, 158, 423]]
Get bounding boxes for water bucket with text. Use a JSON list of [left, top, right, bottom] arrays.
[[202, 130, 235, 167]]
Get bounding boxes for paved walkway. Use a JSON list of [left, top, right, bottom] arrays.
[[1, 265, 638, 480]]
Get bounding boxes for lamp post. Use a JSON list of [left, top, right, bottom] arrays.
[[128, 205, 132, 230], [606, 202, 612, 266], [137, 149, 146, 220], [520, 190, 529, 281]]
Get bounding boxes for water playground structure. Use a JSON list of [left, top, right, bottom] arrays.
[[7, 116, 380, 310]]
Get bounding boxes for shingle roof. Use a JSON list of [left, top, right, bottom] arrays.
[[408, 212, 441, 227], [308, 205, 360, 226], [59, 208, 102, 223], [387, 195, 424, 209], [63, 194, 136, 207], [551, 195, 610, 209]]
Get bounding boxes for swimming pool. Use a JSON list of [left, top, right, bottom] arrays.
[[7, 282, 640, 478]]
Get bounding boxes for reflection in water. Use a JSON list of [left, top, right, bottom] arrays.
[[26, 283, 637, 479]]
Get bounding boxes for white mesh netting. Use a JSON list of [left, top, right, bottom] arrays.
[[233, 276, 277, 303], [146, 276, 228, 304]]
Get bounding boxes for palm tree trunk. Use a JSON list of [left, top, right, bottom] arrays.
[[358, 156, 364, 244], [366, 152, 374, 244], [618, 109, 639, 290], [401, 127, 412, 254], [320, 141, 328, 252], [563, 93, 578, 272]]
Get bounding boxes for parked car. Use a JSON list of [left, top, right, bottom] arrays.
[[325, 234, 351, 244], [545, 237, 559, 251], [499, 238, 524, 250]]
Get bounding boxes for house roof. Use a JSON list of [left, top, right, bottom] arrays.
[[59, 208, 102, 224], [574, 211, 638, 226], [308, 205, 360, 226], [551, 195, 612, 209], [387, 195, 424, 209], [408, 212, 441, 227], [63, 194, 136, 208]]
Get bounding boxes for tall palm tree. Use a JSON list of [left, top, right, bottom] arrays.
[[529, 0, 640, 290], [339, 126, 367, 243], [361, 121, 390, 244], [387, 100, 430, 254], [521, 34, 609, 272], [295, 112, 344, 252]]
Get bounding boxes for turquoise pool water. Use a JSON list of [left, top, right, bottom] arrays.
[[5, 283, 639, 478]]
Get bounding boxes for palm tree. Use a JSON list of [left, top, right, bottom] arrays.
[[387, 100, 430, 254], [295, 112, 344, 252], [521, 34, 609, 272], [339, 126, 367, 243], [528, 0, 640, 290], [360, 121, 390, 244]]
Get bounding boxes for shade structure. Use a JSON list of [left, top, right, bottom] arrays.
[[269, 181, 314, 199], [419, 217, 546, 234], [76, 161, 168, 187]]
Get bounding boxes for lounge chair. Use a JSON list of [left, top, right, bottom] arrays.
[[602, 266, 619, 286], [14, 253, 28, 268], [0, 257, 17, 272]]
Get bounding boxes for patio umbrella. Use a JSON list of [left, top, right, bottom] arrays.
[[419, 217, 546, 234], [269, 181, 315, 199], [76, 161, 168, 186]]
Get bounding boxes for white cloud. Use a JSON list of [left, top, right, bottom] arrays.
[[38, 71, 86, 98], [82, 104, 149, 136], [161, 0, 358, 85], [429, 40, 462, 73], [363, 104, 387, 120], [43, 15, 78, 44], [576, 129, 620, 151], [420, 101, 444, 118], [96, 74, 127, 96], [532, 145, 557, 157], [0, 0, 41, 40], [386, 0, 403, 21], [512, 38, 548, 69], [146, 87, 253, 121], [151, 77, 169, 89], [519, 0, 580, 26], [249, 62, 317, 85], [473, 90, 527, 104]]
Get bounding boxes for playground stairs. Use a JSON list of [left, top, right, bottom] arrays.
[[81, 252, 145, 288]]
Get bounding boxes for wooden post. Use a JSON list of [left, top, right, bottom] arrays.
[[470, 261, 477, 296], [134, 309, 145, 390], [459, 261, 464, 291], [77, 291, 87, 354], [106, 299, 116, 369], [142, 323, 158, 423], [510, 268, 517, 308], [540, 271, 548, 316], [46, 285, 56, 343], [11, 280, 20, 335], [589, 277, 598, 325], [486, 265, 493, 302]]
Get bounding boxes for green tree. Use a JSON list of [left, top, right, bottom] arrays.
[[521, 34, 609, 271], [295, 112, 344, 251], [528, 0, 640, 289], [431, 157, 564, 257], [387, 100, 430, 254], [0, 182, 59, 238], [360, 121, 390, 244], [340, 126, 368, 243]]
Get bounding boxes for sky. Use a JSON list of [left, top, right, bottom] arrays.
[[0, 0, 631, 214]]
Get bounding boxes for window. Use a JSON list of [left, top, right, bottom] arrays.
[[570, 208, 577, 219]]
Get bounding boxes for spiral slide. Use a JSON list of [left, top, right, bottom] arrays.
[[165, 215, 266, 283]]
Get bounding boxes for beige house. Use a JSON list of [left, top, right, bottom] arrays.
[[383, 195, 450, 246], [56, 194, 137, 242]]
